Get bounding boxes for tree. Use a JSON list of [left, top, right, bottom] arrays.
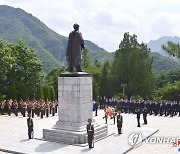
[[18, 81, 29, 100], [99, 61, 112, 98], [162, 41, 180, 58], [157, 81, 180, 101], [13, 40, 43, 99], [155, 70, 180, 89], [50, 85, 55, 100], [0, 40, 15, 94], [8, 82, 17, 100], [0, 40, 43, 100], [82, 48, 91, 69], [93, 78, 98, 101], [43, 83, 50, 100], [112, 32, 155, 99], [36, 86, 44, 100]]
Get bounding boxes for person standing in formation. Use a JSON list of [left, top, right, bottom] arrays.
[[143, 108, 148, 124], [136, 108, 141, 127], [27, 114, 34, 139], [117, 111, 123, 134], [86, 118, 94, 148]]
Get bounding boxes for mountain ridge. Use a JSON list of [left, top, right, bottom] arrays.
[[0, 5, 179, 72]]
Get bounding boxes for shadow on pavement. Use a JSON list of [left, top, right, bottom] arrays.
[[35, 141, 68, 152], [81, 148, 92, 152], [20, 139, 30, 142]]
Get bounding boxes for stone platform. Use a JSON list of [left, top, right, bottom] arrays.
[[43, 124, 108, 144], [43, 72, 108, 144]]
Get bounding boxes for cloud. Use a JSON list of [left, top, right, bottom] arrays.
[[2, 0, 180, 51]]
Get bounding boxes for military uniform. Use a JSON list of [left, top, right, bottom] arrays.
[[117, 113, 123, 134], [27, 116, 33, 139], [136, 109, 141, 127], [87, 120, 94, 148], [143, 108, 148, 124]]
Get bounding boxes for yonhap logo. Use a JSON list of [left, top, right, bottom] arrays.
[[128, 132, 143, 148]]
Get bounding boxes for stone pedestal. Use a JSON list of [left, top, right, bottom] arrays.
[[43, 72, 108, 144]]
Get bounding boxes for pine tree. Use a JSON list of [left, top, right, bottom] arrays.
[[112, 32, 155, 99], [82, 48, 91, 69], [99, 61, 111, 98], [36, 86, 44, 100]]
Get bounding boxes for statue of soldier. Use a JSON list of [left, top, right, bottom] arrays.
[[66, 23, 85, 72]]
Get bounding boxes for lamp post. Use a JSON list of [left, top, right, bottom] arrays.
[[121, 84, 127, 96]]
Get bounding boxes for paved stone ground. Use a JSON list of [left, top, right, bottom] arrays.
[[0, 110, 179, 154]]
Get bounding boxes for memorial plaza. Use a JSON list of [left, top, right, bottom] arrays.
[[0, 109, 179, 154]]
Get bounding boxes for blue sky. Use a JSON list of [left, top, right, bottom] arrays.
[[1, 0, 180, 52]]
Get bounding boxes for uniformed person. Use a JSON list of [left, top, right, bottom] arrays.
[[86, 118, 94, 148], [13, 100, 18, 116], [7, 100, 12, 116], [27, 114, 34, 139], [31, 101, 36, 118], [40, 100, 45, 119], [117, 111, 123, 134], [0, 100, 6, 115], [143, 108, 148, 124], [52, 101, 56, 116], [45, 100, 50, 117], [136, 108, 141, 127]]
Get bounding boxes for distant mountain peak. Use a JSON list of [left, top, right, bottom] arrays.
[[147, 36, 180, 56]]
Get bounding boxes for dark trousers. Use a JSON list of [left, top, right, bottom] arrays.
[[117, 126, 122, 134], [8, 109, 11, 116], [41, 110, 44, 119], [88, 135, 93, 148], [50, 108, 52, 114], [113, 116, 116, 125], [95, 109, 98, 116], [46, 109, 49, 117], [143, 116, 147, 124], [52, 108, 55, 116], [1, 108, 4, 115], [37, 108, 40, 116], [137, 118, 140, 127], [104, 115, 107, 124], [22, 108, 26, 117], [32, 109, 35, 118], [28, 126, 33, 139], [14, 108, 18, 116]]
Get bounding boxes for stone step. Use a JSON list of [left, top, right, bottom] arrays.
[[43, 124, 108, 144], [95, 126, 107, 135], [94, 131, 108, 140], [45, 134, 75, 144], [43, 129, 79, 143]]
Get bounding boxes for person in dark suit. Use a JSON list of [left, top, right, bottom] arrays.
[[136, 108, 141, 127], [27, 114, 34, 139], [86, 118, 94, 148], [117, 111, 123, 134], [143, 108, 148, 124]]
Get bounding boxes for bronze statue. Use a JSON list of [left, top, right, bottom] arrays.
[[66, 23, 85, 72]]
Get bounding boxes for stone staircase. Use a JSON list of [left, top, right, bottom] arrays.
[[43, 124, 108, 144]]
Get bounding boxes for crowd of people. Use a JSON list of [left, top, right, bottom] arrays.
[[0, 99, 58, 118], [99, 97, 180, 117]]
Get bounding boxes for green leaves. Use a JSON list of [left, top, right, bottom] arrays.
[[0, 39, 43, 100], [162, 41, 180, 58], [112, 32, 154, 99]]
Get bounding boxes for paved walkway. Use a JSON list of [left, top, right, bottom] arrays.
[[0, 110, 179, 154]]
